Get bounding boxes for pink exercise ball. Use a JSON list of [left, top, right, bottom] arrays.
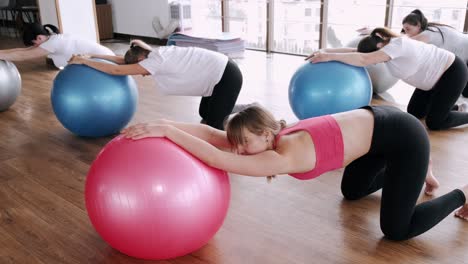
[[85, 136, 230, 260]]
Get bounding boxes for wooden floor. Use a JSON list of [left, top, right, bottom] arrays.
[[1, 36, 468, 264]]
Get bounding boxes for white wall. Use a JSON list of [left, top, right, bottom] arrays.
[[37, 0, 98, 42], [56, 0, 98, 42], [37, 0, 59, 26], [108, 0, 169, 37]]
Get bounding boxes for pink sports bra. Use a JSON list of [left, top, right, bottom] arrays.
[[275, 115, 344, 180]]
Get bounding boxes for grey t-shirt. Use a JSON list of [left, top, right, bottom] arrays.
[[420, 26, 468, 62]]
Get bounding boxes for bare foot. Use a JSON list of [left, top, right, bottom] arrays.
[[455, 204, 468, 220], [455, 185, 468, 220], [424, 160, 440, 196]]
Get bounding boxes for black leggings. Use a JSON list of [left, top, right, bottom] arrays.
[[407, 56, 468, 130], [464, 61, 468, 97], [199, 59, 243, 130], [341, 105, 466, 241]]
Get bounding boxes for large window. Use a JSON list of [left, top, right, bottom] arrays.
[[391, 0, 467, 32], [188, 0, 468, 55], [225, 0, 268, 50], [191, 0, 223, 34], [273, 0, 321, 54], [327, 0, 387, 47]]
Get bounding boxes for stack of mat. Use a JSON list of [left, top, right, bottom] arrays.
[[168, 31, 245, 58]]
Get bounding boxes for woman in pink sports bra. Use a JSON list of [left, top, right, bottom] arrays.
[[121, 104, 468, 241]]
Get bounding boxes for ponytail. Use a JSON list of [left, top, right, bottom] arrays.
[[266, 119, 286, 183], [43, 24, 60, 34], [403, 9, 428, 30], [402, 9, 452, 43]]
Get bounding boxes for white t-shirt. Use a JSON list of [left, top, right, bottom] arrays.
[[381, 37, 455, 90], [40, 34, 115, 68], [139, 46, 228, 96], [420, 26, 468, 62]]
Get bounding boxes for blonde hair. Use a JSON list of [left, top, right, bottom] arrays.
[[225, 105, 286, 183]]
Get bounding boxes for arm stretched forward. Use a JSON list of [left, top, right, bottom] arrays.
[[0, 47, 49, 61], [89, 54, 126, 64], [307, 50, 391, 67], [305, 47, 357, 60], [121, 120, 232, 150], [122, 123, 292, 177], [69, 55, 149, 75]]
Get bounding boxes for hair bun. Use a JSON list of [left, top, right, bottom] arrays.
[[411, 9, 423, 16]]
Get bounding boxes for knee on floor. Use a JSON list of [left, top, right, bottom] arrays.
[[425, 117, 444, 130], [381, 224, 410, 241], [341, 188, 365, 201]]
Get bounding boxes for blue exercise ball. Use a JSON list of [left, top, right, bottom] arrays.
[[51, 62, 138, 137], [347, 36, 399, 94], [289, 61, 372, 119]]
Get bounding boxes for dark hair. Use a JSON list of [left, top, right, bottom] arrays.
[[23, 23, 60, 46], [402, 9, 451, 43], [357, 27, 399, 53], [124, 44, 151, 64]]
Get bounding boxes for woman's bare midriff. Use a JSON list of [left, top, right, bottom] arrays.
[[333, 108, 375, 166], [275, 108, 375, 173]]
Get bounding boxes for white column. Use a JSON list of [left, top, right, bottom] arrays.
[[319, 0, 329, 49], [56, 0, 99, 42], [37, 0, 59, 26], [109, 0, 170, 38]]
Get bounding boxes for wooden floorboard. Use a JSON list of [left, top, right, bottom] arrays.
[[1, 36, 468, 263]]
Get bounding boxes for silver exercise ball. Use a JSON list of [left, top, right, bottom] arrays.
[[0, 60, 21, 111], [346, 36, 399, 94]]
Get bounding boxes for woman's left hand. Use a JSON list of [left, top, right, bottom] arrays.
[[121, 123, 169, 140], [305, 51, 331, 63]]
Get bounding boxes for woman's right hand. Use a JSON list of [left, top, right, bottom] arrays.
[[121, 122, 170, 140], [130, 39, 145, 47], [305, 51, 331, 63], [130, 39, 153, 51], [68, 54, 87, 65], [305, 50, 321, 61], [356, 26, 372, 35]]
